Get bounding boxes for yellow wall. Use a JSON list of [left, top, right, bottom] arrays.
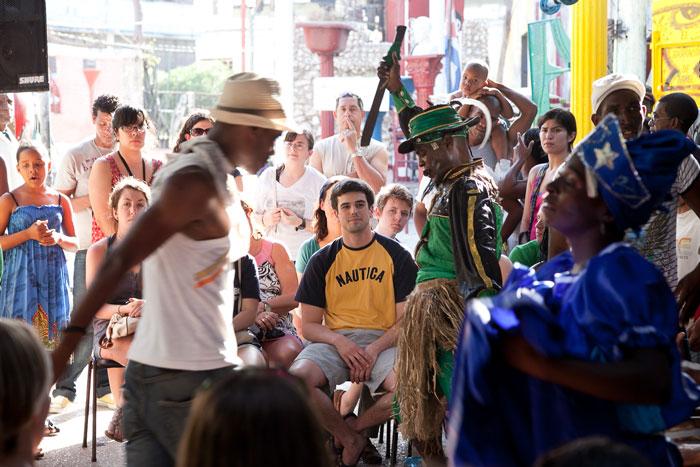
[[651, 0, 700, 105], [571, 0, 608, 142]]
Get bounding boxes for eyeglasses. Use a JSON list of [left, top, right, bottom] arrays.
[[121, 124, 147, 136], [649, 115, 671, 126], [190, 127, 211, 137], [285, 141, 308, 150]]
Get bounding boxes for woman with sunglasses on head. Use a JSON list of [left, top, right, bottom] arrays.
[[172, 110, 214, 153], [173, 110, 246, 192], [88, 105, 163, 243]]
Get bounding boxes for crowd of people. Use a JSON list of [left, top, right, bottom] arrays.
[[0, 42, 700, 467]]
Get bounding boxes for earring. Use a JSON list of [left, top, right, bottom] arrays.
[[430, 142, 439, 150]]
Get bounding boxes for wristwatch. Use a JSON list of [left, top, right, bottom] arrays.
[[263, 302, 272, 313], [295, 218, 306, 231]]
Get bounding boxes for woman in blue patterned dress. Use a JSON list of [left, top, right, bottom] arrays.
[[449, 118, 700, 467], [0, 144, 77, 346]]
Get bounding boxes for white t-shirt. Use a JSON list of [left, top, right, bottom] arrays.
[[677, 208, 700, 281], [313, 134, 386, 178], [54, 138, 113, 249], [0, 129, 22, 191], [417, 174, 436, 210], [129, 139, 248, 371], [255, 165, 326, 259], [628, 155, 700, 289]]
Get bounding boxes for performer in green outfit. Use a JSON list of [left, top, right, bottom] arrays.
[[378, 57, 503, 454]]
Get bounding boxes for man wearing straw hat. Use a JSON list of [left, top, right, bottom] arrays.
[[378, 57, 503, 459], [51, 73, 294, 466]]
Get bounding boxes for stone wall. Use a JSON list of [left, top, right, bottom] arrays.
[[293, 22, 391, 147], [462, 19, 490, 65]]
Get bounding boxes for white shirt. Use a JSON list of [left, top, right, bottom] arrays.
[[254, 165, 326, 259], [128, 140, 248, 370], [54, 138, 113, 249], [677, 208, 700, 281], [313, 134, 385, 178], [0, 129, 22, 190]]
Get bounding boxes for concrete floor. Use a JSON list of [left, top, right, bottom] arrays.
[[40, 180, 422, 466], [40, 373, 410, 466]]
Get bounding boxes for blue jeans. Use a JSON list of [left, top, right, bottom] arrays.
[[123, 361, 233, 467], [52, 249, 110, 400]]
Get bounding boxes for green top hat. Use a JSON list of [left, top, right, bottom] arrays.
[[398, 104, 479, 154]]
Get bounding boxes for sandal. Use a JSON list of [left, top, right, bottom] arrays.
[[104, 407, 125, 443], [44, 419, 60, 437]]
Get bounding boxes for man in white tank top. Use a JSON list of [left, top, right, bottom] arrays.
[[51, 73, 295, 466]]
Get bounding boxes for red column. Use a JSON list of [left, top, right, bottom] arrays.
[[409, 0, 429, 18], [385, 0, 405, 42], [83, 69, 100, 109], [405, 54, 444, 108], [297, 22, 353, 139]]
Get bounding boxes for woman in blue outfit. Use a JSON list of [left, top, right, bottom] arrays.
[[449, 116, 700, 467], [0, 144, 77, 346]]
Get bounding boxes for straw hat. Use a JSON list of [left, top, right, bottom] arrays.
[[211, 73, 295, 132]]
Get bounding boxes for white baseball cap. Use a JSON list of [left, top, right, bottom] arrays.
[[591, 73, 646, 115]]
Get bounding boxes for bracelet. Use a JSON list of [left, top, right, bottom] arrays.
[[63, 325, 86, 335], [117, 304, 123, 315]]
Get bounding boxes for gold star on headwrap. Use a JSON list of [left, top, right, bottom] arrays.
[[593, 142, 618, 170]]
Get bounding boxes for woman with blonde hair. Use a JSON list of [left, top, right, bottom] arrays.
[[0, 319, 52, 466], [88, 176, 151, 442]]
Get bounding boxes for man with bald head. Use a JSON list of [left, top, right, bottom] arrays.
[[590, 74, 700, 321]]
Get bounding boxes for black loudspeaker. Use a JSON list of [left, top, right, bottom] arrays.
[[0, 0, 48, 93]]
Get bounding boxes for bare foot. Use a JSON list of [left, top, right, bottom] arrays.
[[340, 432, 366, 466], [345, 414, 359, 432]]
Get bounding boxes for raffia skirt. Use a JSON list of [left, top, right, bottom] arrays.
[[396, 278, 464, 444]]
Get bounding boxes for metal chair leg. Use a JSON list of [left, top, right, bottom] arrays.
[[379, 420, 384, 443], [92, 359, 98, 462], [82, 359, 92, 449], [391, 419, 399, 465], [385, 418, 391, 460]]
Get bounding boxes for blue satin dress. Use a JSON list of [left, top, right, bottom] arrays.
[[449, 243, 700, 467]]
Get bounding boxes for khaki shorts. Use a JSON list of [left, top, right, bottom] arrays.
[[294, 329, 396, 393]]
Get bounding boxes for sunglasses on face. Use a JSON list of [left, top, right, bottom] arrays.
[[190, 127, 211, 137]]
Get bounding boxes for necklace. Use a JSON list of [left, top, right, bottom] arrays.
[[117, 151, 146, 181]]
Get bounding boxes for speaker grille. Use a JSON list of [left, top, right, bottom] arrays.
[[0, 0, 48, 93]]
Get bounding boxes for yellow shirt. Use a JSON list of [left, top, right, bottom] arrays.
[[296, 234, 417, 331]]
